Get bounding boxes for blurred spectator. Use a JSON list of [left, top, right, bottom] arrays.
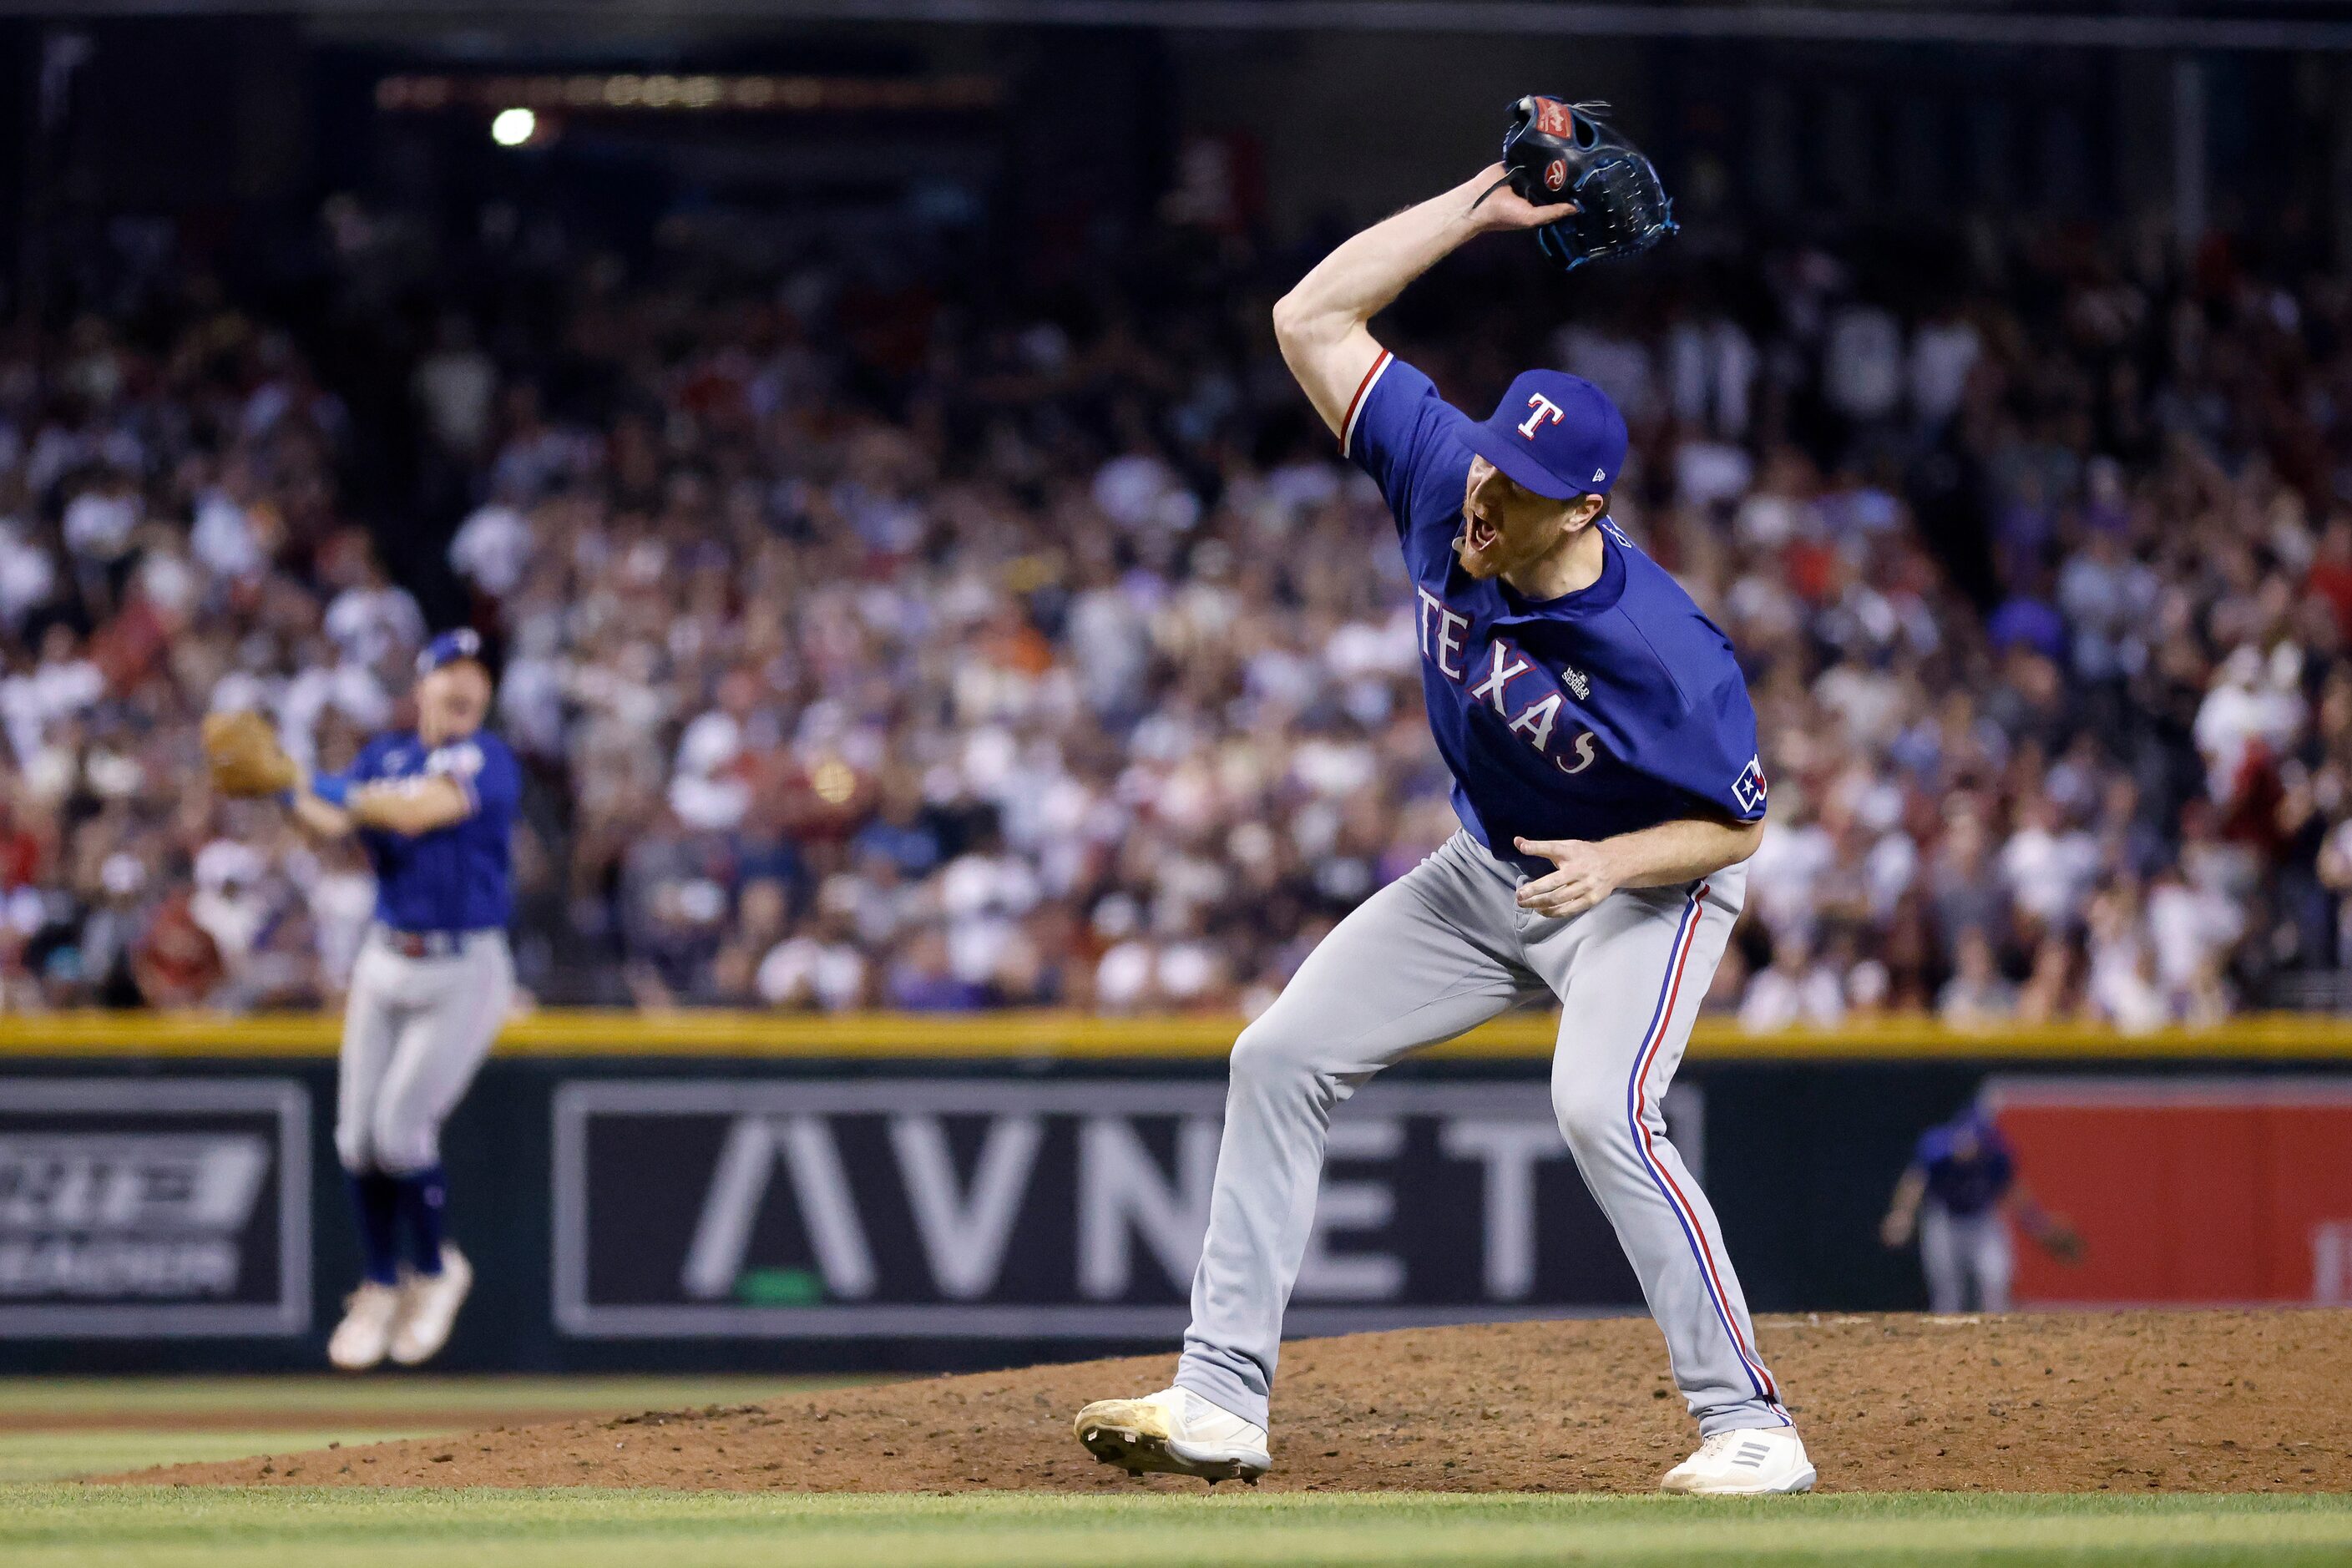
[[1936, 928, 2017, 1029], [130, 888, 225, 1009], [1738, 930, 1846, 1032]]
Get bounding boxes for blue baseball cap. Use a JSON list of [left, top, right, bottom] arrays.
[[417, 628, 484, 675], [1463, 370, 1628, 501]]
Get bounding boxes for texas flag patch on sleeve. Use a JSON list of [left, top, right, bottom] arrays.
[[1732, 756, 1768, 816]]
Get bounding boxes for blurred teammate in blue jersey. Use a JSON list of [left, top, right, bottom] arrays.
[[284, 629, 518, 1369], [1881, 1101, 2083, 1313]]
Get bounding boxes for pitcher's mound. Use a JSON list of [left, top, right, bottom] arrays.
[[122, 1310, 2351, 1494]]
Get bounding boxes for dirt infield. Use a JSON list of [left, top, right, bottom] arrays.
[[119, 1310, 2351, 1495]]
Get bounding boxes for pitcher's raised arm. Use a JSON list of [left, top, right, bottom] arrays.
[[1271, 165, 1571, 438]]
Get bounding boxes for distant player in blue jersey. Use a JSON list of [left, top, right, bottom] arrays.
[[285, 629, 518, 1371], [1075, 163, 1809, 1495], [1880, 1102, 2083, 1313]]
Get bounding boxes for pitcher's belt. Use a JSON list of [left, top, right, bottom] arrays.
[[374, 925, 498, 959]]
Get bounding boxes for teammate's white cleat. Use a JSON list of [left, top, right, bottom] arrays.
[[388, 1244, 473, 1367], [1074, 1387, 1271, 1483], [1660, 1426, 1817, 1495], [326, 1281, 403, 1372]]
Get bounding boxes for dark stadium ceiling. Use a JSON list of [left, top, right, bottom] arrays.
[[18, 0, 2352, 52]]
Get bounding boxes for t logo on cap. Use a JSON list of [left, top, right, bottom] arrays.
[[1468, 369, 1628, 501], [1517, 393, 1567, 440]]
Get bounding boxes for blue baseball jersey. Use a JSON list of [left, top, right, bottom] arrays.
[[1345, 352, 1767, 870], [348, 727, 518, 932], [1915, 1119, 2015, 1218]]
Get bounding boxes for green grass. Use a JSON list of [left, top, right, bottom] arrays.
[[1, 1490, 2347, 1567], [0, 1375, 870, 1485], [0, 1377, 845, 1420], [0, 1432, 448, 1484]]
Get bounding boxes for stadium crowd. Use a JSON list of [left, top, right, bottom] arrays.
[[1, 195, 2349, 1025]]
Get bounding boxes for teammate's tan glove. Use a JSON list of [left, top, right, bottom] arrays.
[[2038, 1221, 2086, 1266], [202, 710, 298, 797]]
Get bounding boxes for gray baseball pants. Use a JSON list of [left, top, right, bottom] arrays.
[[1175, 831, 1790, 1437], [1919, 1201, 2013, 1313], [336, 928, 513, 1175]]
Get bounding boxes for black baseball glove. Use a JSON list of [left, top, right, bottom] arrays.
[[1480, 97, 1678, 272]]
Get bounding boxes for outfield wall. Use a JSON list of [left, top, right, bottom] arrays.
[[1, 1011, 2348, 1373]]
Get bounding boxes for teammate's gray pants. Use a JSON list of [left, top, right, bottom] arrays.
[[336, 928, 513, 1175], [1919, 1201, 2012, 1313], [1176, 832, 1789, 1437]]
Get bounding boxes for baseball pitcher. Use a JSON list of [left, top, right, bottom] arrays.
[[206, 629, 518, 1370], [1075, 103, 1813, 1495]]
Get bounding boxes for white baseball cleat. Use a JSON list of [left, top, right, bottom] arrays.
[[1660, 1426, 1818, 1495], [326, 1281, 403, 1372], [388, 1244, 473, 1367], [1074, 1387, 1271, 1483]]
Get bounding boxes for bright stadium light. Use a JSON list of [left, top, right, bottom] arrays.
[[490, 108, 536, 147]]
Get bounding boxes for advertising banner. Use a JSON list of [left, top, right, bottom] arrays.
[[553, 1076, 1703, 1339], [1986, 1076, 2352, 1307], [0, 1031, 2344, 1371], [0, 1078, 311, 1336]]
